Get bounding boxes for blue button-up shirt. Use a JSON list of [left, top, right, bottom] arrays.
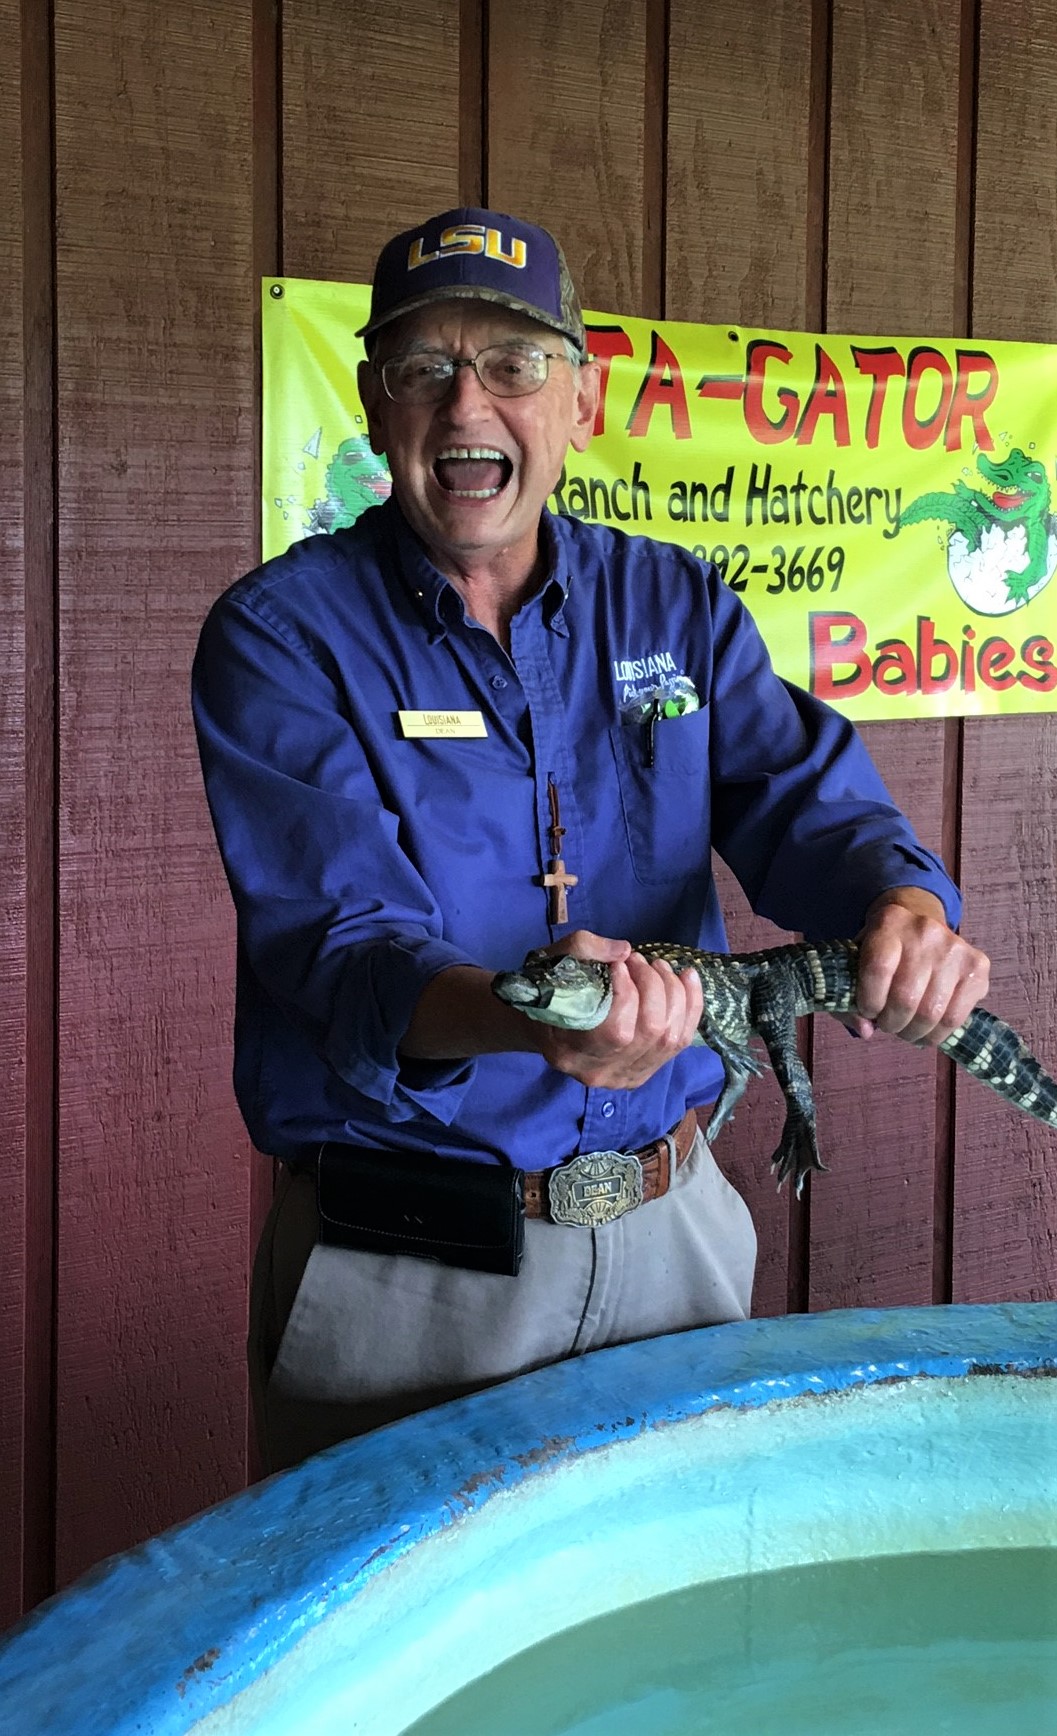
[[192, 500, 960, 1166]]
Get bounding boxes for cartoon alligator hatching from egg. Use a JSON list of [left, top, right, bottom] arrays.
[[898, 447, 1057, 615]]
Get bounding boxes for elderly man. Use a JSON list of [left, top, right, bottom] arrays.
[[193, 207, 987, 1471]]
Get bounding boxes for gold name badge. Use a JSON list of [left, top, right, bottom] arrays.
[[398, 709, 487, 739]]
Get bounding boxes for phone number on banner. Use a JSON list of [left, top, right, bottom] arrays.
[[692, 542, 846, 595]]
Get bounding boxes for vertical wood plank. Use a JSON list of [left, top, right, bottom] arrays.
[[52, 0, 257, 1586], [281, 0, 463, 284], [807, 0, 966, 1310], [0, 0, 28, 1629], [954, 722, 1057, 1298], [972, 0, 1057, 348], [459, 0, 485, 207], [666, 0, 818, 1316], [809, 732, 959, 1307], [667, 0, 817, 333], [827, 0, 967, 337], [487, 0, 649, 316], [16, 0, 60, 1621], [954, 0, 1057, 1302]]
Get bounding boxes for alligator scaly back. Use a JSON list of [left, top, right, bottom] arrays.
[[492, 938, 1057, 1196]]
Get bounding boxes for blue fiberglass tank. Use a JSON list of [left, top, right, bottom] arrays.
[[0, 1303, 1054, 1734]]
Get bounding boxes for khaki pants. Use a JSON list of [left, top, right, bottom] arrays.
[[249, 1130, 756, 1473]]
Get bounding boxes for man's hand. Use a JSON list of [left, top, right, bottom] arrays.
[[843, 888, 990, 1046], [533, 929, 704, 1090]]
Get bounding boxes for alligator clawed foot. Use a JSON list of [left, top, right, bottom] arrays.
[[770, 1116, 827, 1197]]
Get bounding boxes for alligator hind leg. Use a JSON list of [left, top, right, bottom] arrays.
[[751, 987, 826, 1196]]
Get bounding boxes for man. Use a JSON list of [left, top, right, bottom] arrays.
[[193, 207, 988, 1471]]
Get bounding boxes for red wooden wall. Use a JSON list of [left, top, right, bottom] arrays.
[[3, 0, 1056, 1626]]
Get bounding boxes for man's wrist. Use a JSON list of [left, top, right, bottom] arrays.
[[863, 885, 949, 926], [400, 964, 541, 1062]]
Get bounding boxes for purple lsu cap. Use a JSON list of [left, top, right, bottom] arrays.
[[356, 206, 587, 359]]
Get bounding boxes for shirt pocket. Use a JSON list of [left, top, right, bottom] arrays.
[[608, 704, 712, 884]]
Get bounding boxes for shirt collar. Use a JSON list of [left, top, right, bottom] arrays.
[[384, 501, 451, 642], [383, 498, 572, 641], [537, 512, 571, 636]]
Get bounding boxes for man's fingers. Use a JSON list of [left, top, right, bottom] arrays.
[[677, 966, 704, 1046], [542, 952, 703, 1089], [831, 1010, 875, 1040], [624, 952, 675, 1039], [895, 961, 989, 1045], [855, 914, 990, 1046], [627, 954, 701, 1049]]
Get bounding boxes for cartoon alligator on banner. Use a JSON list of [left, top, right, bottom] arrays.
[[306, 434, 391, 534], [899, 447, 1057, 614]]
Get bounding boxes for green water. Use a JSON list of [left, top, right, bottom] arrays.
[[403, 1549, 1057, 1735]]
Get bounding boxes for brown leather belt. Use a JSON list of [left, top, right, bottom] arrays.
[[521, 1108, 698, 1227]]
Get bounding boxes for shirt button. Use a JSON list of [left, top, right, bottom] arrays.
[[601, 1100, 616, 1119], [490, 674, 507, 690]]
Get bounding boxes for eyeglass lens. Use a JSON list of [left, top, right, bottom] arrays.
[[381, 345, 556, 403]]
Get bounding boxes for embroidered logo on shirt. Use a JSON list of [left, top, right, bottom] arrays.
[[613, 651, 700, 716], [612, 650, 678, 685]]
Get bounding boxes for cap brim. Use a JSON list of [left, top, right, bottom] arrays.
[[355, 285, 586, 358]]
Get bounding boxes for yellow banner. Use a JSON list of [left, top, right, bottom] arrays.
[[263, 278, 1057, 721]]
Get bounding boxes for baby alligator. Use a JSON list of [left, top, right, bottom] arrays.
[[492, 939, 1057, 1195]]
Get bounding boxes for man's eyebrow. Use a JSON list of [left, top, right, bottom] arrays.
[[389, 336, 542, 355], [385, 341, 449, 357]]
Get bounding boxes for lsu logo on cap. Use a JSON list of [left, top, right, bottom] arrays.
[[408, 225, 528, 271]]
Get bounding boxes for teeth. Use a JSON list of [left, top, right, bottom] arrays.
[[436, 446, 508, 461]]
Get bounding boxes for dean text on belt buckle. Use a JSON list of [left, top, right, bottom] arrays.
[[547, 1149, 644, 1227]]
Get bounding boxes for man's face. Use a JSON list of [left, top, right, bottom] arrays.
[[358, 301, 599, 582]]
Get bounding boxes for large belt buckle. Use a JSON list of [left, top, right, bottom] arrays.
[[547, 1149, 644, 1228]]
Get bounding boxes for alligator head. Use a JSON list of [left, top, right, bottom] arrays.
[[491, 951, 613, 1029], [978, 448, 1051, 523]]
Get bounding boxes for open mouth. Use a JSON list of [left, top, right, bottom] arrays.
[[992, 489, 1028, 511], [433, 446, 513, 500]]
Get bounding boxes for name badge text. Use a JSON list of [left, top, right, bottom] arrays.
[[398, 710, 487, 739]]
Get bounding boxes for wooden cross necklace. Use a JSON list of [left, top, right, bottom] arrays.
[[539, 777, 578, 924]]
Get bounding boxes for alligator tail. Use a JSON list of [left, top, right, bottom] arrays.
[[941, 1009, 1057, 1127]]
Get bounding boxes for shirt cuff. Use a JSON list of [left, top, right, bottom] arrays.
[[326, 936, 479, 1125], [801, 841, 962, 938]]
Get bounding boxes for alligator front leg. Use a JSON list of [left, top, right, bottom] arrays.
[[750, 984, 826, 1196], [702, 1026, 764, 1143]]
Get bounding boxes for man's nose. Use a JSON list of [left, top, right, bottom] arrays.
[[441, 360, 493, 413]]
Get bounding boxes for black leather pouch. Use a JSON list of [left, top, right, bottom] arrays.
[[316, 1144, 525, 1276]]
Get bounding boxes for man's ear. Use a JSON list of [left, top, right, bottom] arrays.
[[357, 357, 387, 456], [568, 360, 601, 454]]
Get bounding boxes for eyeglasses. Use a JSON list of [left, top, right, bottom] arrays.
[[377, 343, 571, 405]]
